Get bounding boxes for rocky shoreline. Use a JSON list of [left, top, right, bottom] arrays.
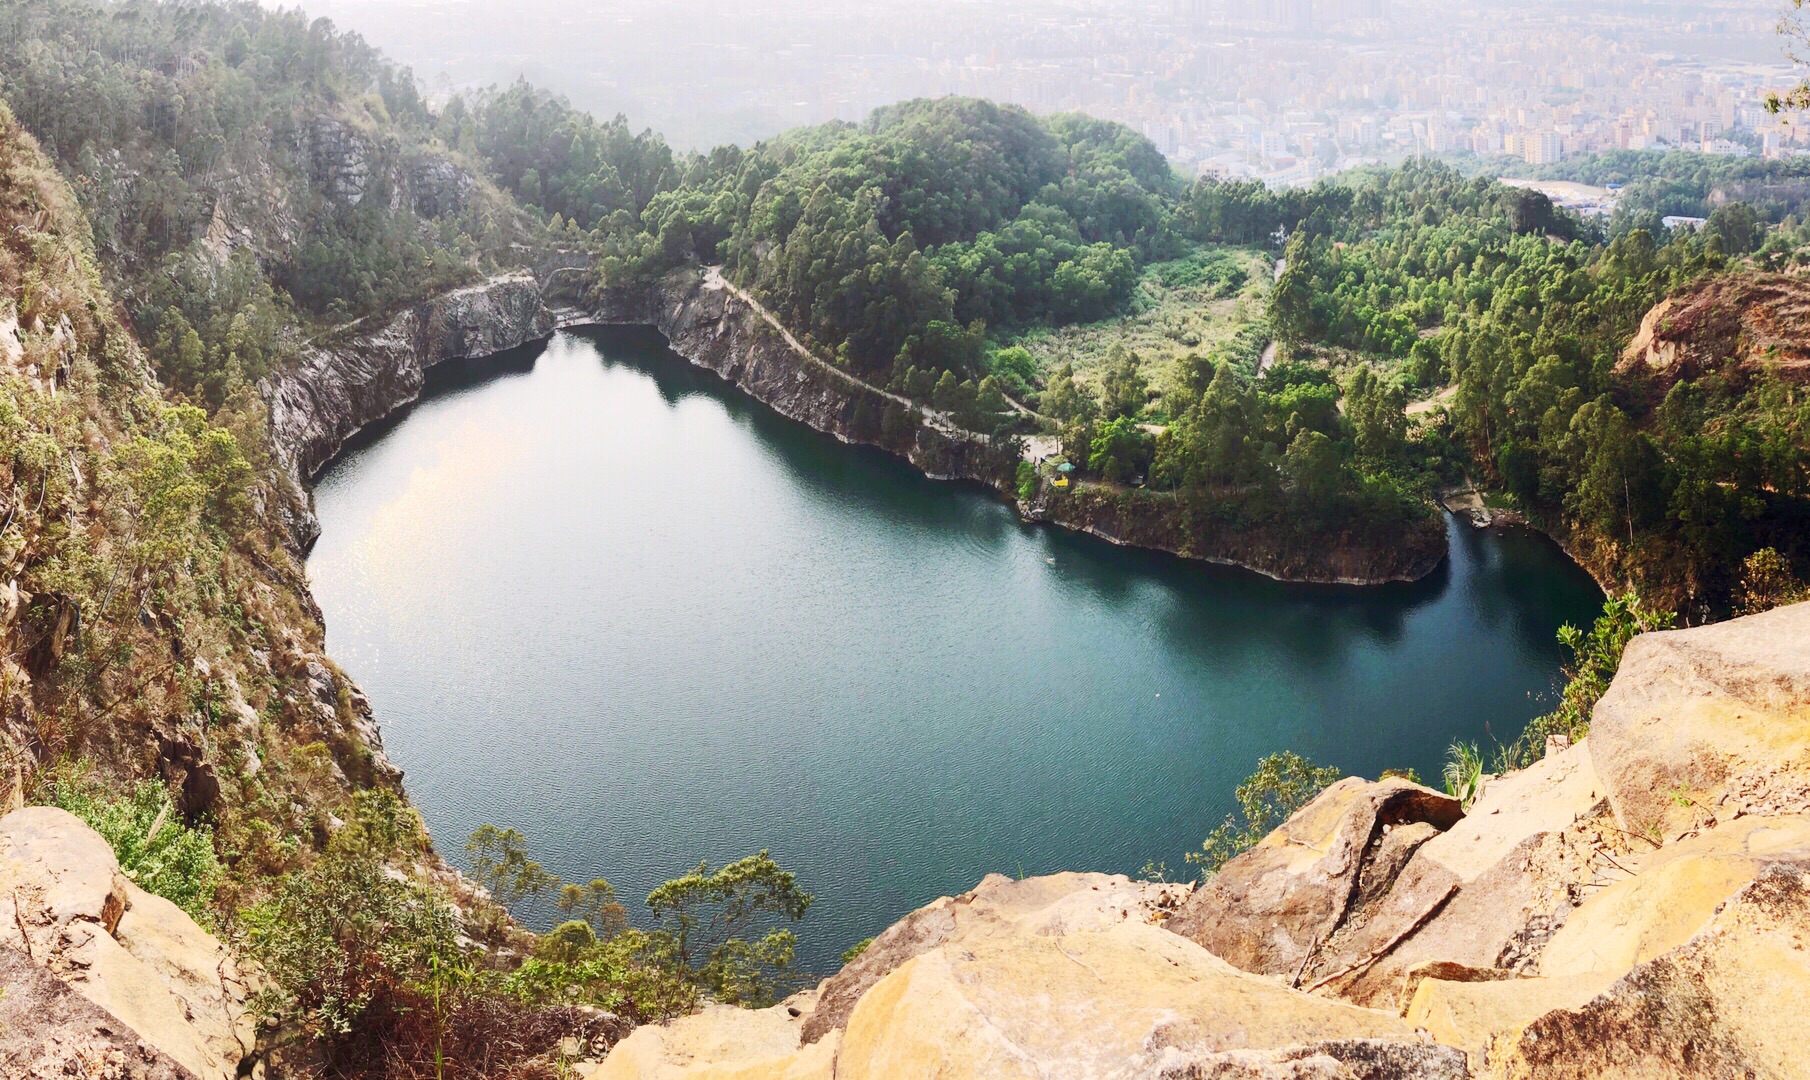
[[263, 272, 556, 550], [265, 264, 1445, 585]]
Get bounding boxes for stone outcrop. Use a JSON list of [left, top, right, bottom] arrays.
[[0, 946, 193, 1080], [302, 115, 476, 219], [1589, 600, 1810, 840], [1618, 272, 1810, 386], [1164, 777, 1463, 983], [0, 807, 253, 1079], [590, 872, 1464, 1080], [590, 600, 1810, 1078], [264, 272, 555, 547], [1491, 859, 1810, 1077]]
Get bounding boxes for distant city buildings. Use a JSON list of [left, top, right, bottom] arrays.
[[306, 0, 1810, 187]]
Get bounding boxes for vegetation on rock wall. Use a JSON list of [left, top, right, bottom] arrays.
[[0, 0, 532, 408]]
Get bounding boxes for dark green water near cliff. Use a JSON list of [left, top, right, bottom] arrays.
[[307, 327, 1603, 973]]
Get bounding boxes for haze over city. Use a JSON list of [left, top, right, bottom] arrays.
[[298, 0, 1802, 184]]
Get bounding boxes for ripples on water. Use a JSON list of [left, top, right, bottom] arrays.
[[307, 327, 1604, 972]]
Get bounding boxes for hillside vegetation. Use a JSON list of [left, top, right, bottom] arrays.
[[0, 0, 532, 411], [1270, 162, 1809, 614]]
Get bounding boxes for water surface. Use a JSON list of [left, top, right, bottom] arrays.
[[308, 327, 1603, 971]]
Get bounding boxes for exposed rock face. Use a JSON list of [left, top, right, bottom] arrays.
[[1589, 600, 1810, 840], [591, 601, 1810, 1078], [1166, 777, 1463, 983], [0, 807, 252, 1079], [301, 115, 476, 219], [592, 872, 1459, 1080], [1619, 272, 1810, 386], [1493, 860, 1810, 1077], [0, 946, 192, 1080], [264, 273, 555, 547], [802, 872, 1191, 1045], [588, 269, 1018, 492]]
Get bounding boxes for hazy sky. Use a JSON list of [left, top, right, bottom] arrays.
[[292, 0, 1793, 154]]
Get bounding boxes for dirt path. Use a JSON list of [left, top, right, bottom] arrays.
[[702, 266, 1050, 456], [1407, 384, 1458, 418]]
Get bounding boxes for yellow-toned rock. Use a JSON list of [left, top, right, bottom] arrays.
[[1589, 600, 1810, 840], [834, 921, 1435, 1079], [593, 874, 1466, 1079], [584, 1001, 835, 1080], [801, 871, 1189, 1045], [1488, 862, 1810, 1078], [1414, 739, 1605, 884], [1405, 973, 1613, 1060], [1539, 814, 1810, 980], [0, 807, 252, 1079], [1167, 777, 1461, 978]]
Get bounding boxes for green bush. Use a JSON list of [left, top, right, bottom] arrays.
[[1186, 752, 1342, 877], [1499, 592, 1674, 771], [1015, 461, 1039, 502], [52, 779, 223, 922]]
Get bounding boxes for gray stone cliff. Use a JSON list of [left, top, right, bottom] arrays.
[[264, 272, 555, 548]]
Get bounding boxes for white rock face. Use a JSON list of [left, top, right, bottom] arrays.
[[0, 807, 253, 1079]]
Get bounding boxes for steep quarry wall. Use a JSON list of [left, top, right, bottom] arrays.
[[263, 262, 1442, 583], [586, 600, 1810, 1079], [263, 273, 555, 548], [585, 268, 1020, 489]]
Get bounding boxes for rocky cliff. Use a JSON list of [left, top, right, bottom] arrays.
[[264, 273, 555, 548], [586, 268, 1021, 490], [586, 600, 1810, 1079]]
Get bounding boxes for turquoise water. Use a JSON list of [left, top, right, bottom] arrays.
[[307, 326, 1603, 972]]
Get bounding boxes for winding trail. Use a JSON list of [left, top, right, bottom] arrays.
[[702, 266, 1050, 453]]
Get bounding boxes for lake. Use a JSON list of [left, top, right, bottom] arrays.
[[307, 326, 1604, 972]]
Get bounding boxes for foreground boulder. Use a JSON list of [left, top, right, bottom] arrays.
[[1492, 860, 1810, 1077], [1589, 599, 1810, 841], [1306, 741, 1618, 1007], [0, 945, 192, 1079], [590, 872, 1463, 1079], [0, 807, 252, 1079], [1165, 776, 1462, 987]]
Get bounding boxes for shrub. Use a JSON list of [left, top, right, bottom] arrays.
[[52, 779, 223, 922], [1442, 742, 1484, 809], [1186, 752, 1342, 877]]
